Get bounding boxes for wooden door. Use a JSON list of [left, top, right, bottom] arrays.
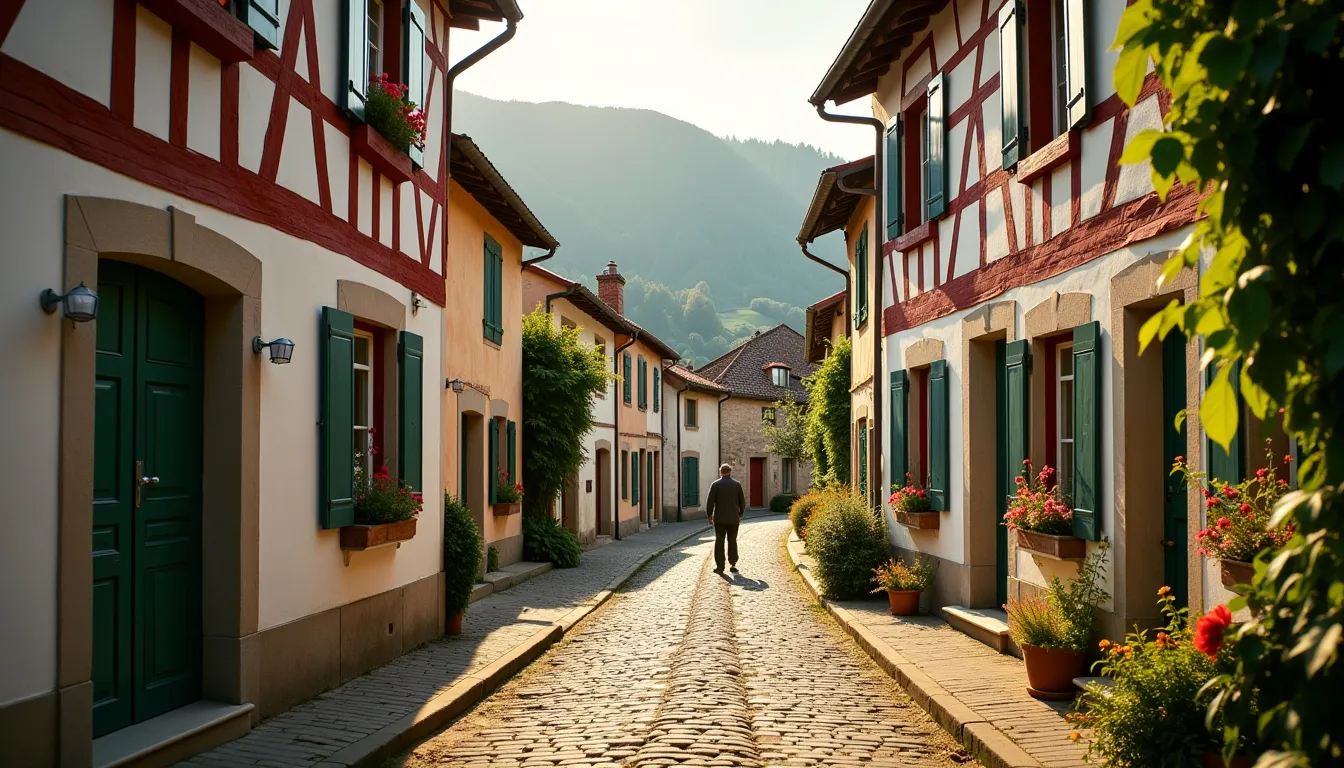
[[93, 261, 203, 737], [595, 449, 607, 536], [749, 458, 765, 508], [1162, 331, 1189, 607]]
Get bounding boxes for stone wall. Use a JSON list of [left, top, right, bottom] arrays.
[[719, 397, 813, 508]]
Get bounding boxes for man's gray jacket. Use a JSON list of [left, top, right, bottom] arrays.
[[705, 476, 746, 524]]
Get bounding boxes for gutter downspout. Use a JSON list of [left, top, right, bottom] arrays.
[[543, 286, 574, 314], [612, 333, 638, 540], [814, 102, 884, 511], [446, 15, 519, 162], [717, 392, 732, 467], [522, 246, 558, 270], [800, 239, 852, 336]]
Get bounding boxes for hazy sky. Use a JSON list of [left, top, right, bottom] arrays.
[[448, 0, 876, 160]]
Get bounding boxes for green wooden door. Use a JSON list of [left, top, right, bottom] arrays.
[[1000, 339, 1032, 606], [93, 261, 203, 737], [1162, 331, 1189, 608]]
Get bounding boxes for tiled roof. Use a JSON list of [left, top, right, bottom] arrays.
[[804, 289, 847, 363], [663, 363, 727, 394], [697, 324, 815, 402]]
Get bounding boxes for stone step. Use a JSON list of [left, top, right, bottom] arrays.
[[92, 700, 253, 768], [940, 605, 1021, 657], [585, 535, 614, 552]]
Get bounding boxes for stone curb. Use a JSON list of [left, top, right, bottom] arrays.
[[784, 533, 1042, 768], [316, 523, 715, 767]]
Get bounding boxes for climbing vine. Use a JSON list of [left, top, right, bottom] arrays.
[[803, 335, 851, 487]]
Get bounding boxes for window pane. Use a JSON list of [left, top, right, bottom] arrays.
[[355, 370, 369, 428], [1059, 345, 1074, 377], [1060, 379, 1074, 439], [355, 335, 370, 366], [1060, 444, 1074, 500]]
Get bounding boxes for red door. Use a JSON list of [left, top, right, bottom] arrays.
[[749, 458, 765, 508]]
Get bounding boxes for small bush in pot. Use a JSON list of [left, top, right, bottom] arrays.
[[522, 514, 582, 568], [769, 493, 796, 514], [806, 492, 888, 599], [870, 555, 937, 616], [443, 493, 483, 636], [1006, 543, 1110, 697]]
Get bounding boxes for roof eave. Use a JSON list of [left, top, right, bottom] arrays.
[[453, 134, 559, 250], [810, 0, 898, 106]]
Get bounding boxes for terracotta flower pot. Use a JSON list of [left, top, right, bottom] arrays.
[[886, 589, 922, 616], [1219, 559, 1254, 592], [1020, 644, 1084, 698], [446, 613, 463, 636]]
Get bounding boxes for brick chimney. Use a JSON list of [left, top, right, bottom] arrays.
[[596, 261, 626, 316]]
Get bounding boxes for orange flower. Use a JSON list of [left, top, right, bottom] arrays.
[[1069, 731, 1081, 742], [1158, 585, 1172, 596], [1098, 639, 1111, 650]]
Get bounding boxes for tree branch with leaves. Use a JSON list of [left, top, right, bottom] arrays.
[[763, 398, 808, 462]]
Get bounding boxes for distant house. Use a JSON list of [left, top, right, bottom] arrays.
[[803, 289, 849, 364], [695, 325, 817, 508], [660, 364, 728, 521]]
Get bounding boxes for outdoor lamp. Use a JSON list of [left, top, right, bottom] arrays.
[[446, 378, 466, 393], [253, 336, 295, 364], [41, 283, 99, 322]]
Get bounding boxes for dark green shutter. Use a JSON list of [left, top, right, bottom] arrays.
[[928, 359, 950, 511], [404, 0, 428, 168], [483, 237, 503, 343], [854, 225, 868, 326], [632, 453, 640, 505], [488, 420, 498, 504], [638, 357, 646, 408], [343, 0, 369, 121], [1206, 361, 1245, 483], [1004, 339, 1032, 497], [320, 307, 356, 529], [653, 368, 661, 412], [998, 1, 1026, 169], [623, 352, 632, 403], [926, 73, 948, 220], [621, 451, 628, 499], [858, 423, 868, 497], [1072, 321, 1103, 540], [885, 117, 903, 239], [890, 370, 909, 488], [1064, 0, 1089, 128], [239, 0, 280, 49], [648, 452, 655, 509], [682, 456, 699, 506], [506, 419, 517, 485], [397, 331, 423, 493]]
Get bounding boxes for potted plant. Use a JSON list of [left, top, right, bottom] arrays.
[[1173, 442, 1293, 592], [1068, 588, 1254, 768], [870, 555, 938, 615], [889, 473, 938, 529], [1003, 460, 1085, 560], [442, 494, 483, 636], [350, 74, 427, 185], [340, 457, 422, 552], [492, 470, 524, 516], [1006, 543, 1110, 699]]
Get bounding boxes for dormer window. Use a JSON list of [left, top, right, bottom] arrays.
[[767, 364, 790, 388]]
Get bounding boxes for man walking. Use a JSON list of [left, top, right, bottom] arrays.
[[705, 463, 747, 574]]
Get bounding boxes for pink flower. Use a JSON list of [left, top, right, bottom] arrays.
[[1015, 476, 1025, 486], [1284, 454, 1293, 464], [1256, 468, 1267, 480], [1240, 502, 1252, 515], [1194, 605, 1232, 659], [1206, 497, 1219, 508], [1223, 486, 1239, 498], [1217, 516, 1231, 529]]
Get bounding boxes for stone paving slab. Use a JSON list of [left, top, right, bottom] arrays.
[[181, 521, 711, 768], [786, 532, 1086, 768]]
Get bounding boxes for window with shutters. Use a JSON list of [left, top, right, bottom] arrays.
[[203, 1, 280, 54], [623, 352, 632, 404], [853, 226, 868, 326], [482, 235, 504, 344], [897, 98, 931, 234], [653, 368, 661, 412], [367, 0, 384, 78], [1000, 0, 1089, 169], [685, 398, 698, 428], [638, 357, 647, 410], [762, 407, 776, 425], [1055, 341, 1076, 499], [353, 328, 378, 477]]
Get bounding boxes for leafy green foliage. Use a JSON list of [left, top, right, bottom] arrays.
[[1006, 596, 1071, 650], [789, 491, 826, 537], [521, 308, 610, 521], [805, 492, 888, 599], [443, 494, 483, 618], [803, 336, 851, 486], [762, 399, 808, 463], [364, 75, 426, 152], [1005, 544, 1109, 652], [1114, 1, 1343, 762], [522, 515, 582, 568], [487, 545, 499, 574], [353, 460, 422, 524], [768, 493, 796, 514]]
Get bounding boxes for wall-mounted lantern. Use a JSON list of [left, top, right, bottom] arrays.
[[446, 378, 466, 394], [252, 336, 295, 364], [40, 283, 99, 323]]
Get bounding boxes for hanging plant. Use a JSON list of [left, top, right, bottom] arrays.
[[364, 74, 427, 153]]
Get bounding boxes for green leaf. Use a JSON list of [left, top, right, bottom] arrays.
[[1151, 165, 1175, 201], [1174, 408, 1186, 432], [1115, 43, 1150, 107], [1139, 309, 1166, 354], [1277, 123, 1311, 171], [1151, 136, 1186, 176], [1110, 0, 1152, 50], [1200, 36, 1252, 89], [1158, 249, 1186, 288], [1120, 129, 1165, 166], [1240, 364, 1271, 420], [1228, 281, 1270, 348], [1202, 363, 1240, 452], [1320, 142, 1344, 190]]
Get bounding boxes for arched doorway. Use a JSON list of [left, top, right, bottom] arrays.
[[92, 260, 205, 736]]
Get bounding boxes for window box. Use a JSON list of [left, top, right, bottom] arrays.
[[896, 510, 940, 530], [887, 220, 935, 254], [1015, 130, 1080, 186], [492, 501, 521, 517], [351, 123, 415, 186], [140, 0, 257, 63], [1015, 529, 1086, 561], [339, 517, 418, 552]]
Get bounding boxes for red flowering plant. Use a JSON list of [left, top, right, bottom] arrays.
[[1001, 459, 1073, 535], [888, 472, 932, 514], [494, 469, 524, 505], [1174, 441, 1293, 564], [364, 73, 427, 154], [352, 453, 423, 525]]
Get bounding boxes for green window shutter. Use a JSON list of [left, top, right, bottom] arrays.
[[682, 456, 699, 506], [1206, 361, 1245, 483], [890, 369, 909, 490], [858, 424, 868, 498], [998, 1, 1026, 169], [638, 357, 646, 408], [1072, 321, 1103, 540], [320, 307, 356, 529], [404, 0, 428, 168], [343, 0, 369, 121], [397, 331, 423, 493], [854, 225, 868, 326], [239, 0, 280, 49], [1004, 339, 1032, 497], [653, 368, 661, 412], [506, 419, 517, 486], [488, 420, 498, 505], [632, 454, 640, 505], [494, 250, 504, 342], [623, 352, 632, 403], [621, 452, 628, 500], [483, 237, 503, 343], [885, 117, 904, 239], [928, 359, 950, 511], [1063, 0, 1089, 129], [926, 73, 948, 220]]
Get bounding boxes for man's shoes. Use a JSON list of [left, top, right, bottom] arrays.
[[729, 566, 739, 573], [713, 567, 725, 574]]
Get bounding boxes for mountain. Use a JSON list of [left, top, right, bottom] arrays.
[[453, 93, 849, 321]]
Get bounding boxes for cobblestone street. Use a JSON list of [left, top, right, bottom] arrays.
[[396, 517, 960, 767]]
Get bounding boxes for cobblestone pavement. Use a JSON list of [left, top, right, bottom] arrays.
[[397, 517, 960, 767]]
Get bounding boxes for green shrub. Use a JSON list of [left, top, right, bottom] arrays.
[[1006, 543, 1110, 652], [487, 545, 499, 574], [523, 515, 582, 568], [805, 493, 888, 599], [443, 494, 483, 619], [789, 492, 825, 537], [1006, 596, 1070, 649], [769, 493, 796, 514]]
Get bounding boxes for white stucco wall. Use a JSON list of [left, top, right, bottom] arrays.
[[661, 382, 721, 515], [0, 130, 445, 705]]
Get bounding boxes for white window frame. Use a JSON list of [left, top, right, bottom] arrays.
[[367, 0, 384, 79], [354, 329, 376, 477], [1051, 0, 1069, 138], [771, 367, 789, 387], [1056, 341, 1075, 499]]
